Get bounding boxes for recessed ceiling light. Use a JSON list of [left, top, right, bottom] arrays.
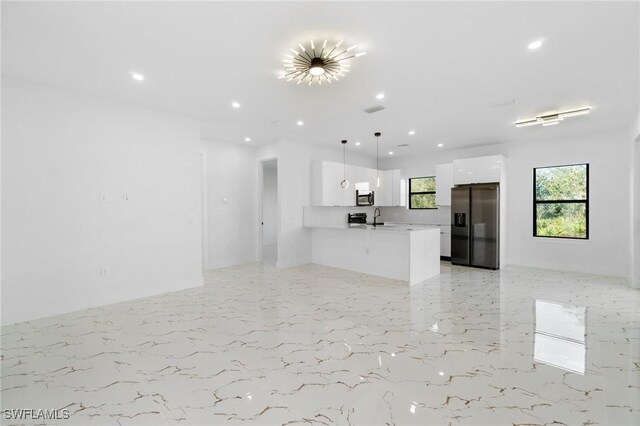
[[244, 137, 251, 142], [437, 143, 444, 147], [231, 101, 241, 108], [528, 39, 544, 50], [130, 72, 144, 81], [297, 120, 304, 126], [408, 130, 415, 135], [355, 142, 361, 146], [388, 151, 394, 155], [376, 92, 385, 100]]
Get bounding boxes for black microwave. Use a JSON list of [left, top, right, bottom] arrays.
[[356, 190, 374, 206]]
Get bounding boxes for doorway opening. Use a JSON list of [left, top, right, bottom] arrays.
[[261, 159, 278, 266]]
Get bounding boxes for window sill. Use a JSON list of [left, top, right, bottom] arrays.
[[531, 236, 590, 245]]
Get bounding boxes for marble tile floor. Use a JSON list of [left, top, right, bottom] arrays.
[[1, 262, 639, 425]]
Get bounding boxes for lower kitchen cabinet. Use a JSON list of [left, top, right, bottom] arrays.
[[440, 225, 451, 258]]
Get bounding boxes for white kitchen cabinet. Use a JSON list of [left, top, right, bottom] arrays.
[[435, 163, 453, 206], [391, 169, 407, 207], [440, 225, 451, 258], [352, 165, 371, 192], [453, 158, 476, 184], [374, 169, 404, 206], [312, 161, 353, 206], [312, 161, 404, 206], [475, 155, 502, 183], [376, 169, 393, 206], [453, 155, 505, 185]]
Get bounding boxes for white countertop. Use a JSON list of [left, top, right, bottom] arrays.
[[305, 223, 440, 233]]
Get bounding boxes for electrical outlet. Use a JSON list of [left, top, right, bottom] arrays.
[[99, 193, 108, 203], [123, 193, 129, 202], [100, 266, 111, 278]]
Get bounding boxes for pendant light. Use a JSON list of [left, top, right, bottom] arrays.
[[340, 140, 349, 189], [374, 132, 381, 187]]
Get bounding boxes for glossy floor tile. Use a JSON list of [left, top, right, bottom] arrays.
[[1, 262, 639, 425]]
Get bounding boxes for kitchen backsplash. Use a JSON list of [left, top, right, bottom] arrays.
[[303, 206, 377, 226], [304, 205, 450, 226], [379, 206, 450, 225]]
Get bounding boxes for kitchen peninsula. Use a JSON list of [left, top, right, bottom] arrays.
[[307, 223, 440, 285]]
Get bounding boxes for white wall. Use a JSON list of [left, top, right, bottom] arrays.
[[262, 165, 277, 246], [202, 138, 257, 269], [634, 137, 640, 287], [380, 128, 632, 278], [630, 114, 640, 288], [2, 79, 204, 324], [256, 140, 376, 268]]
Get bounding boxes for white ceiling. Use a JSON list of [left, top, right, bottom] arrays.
[[3, 1, 639, 158]]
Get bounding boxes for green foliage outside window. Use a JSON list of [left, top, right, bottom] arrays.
[[534, 164, 588, 239], [409, 177, 436, 209]]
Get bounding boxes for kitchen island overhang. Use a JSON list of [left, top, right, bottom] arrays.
[[308, 224, 440, 285]]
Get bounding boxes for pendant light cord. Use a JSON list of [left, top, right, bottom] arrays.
[[373, 132, 381, 187], [340, 140, 349, 188], [343, 143, 346, 179], [376, 134, 379, 182]]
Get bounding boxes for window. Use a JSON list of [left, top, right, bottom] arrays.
[[534, 164, 588, 239], [409, 176, 437, 209]]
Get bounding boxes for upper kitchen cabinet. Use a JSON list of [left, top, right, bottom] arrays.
[[375, 169, 394, 206], [366, 169, 404, 206], [453, 155, 505, 185], [475, 155, 503, 183], [435, 163, 454, 206], [311, 161, 352, 206], [391, 169, 407, 207], [453, 158, 476, 185], [311, 161, 404, 206]]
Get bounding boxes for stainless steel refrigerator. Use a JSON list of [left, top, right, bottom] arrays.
[[451, 184, 500, 269]]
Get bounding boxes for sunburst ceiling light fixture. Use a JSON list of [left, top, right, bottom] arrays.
[[515, 106, 590, 128], [279, 39, 367, 86]]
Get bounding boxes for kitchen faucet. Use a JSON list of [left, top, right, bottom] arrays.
[[373, 208, 381, 226]]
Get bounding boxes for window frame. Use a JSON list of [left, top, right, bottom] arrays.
[[408, 176, 437, 210], [533, 163, 589, 240]]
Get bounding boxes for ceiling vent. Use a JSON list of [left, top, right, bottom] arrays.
[[489, 98, 516, 108], [397, 143, 410, 147], [363, 104, 386, 114]]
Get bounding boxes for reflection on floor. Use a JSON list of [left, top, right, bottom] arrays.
[[262, 244, 277, 267], [534, 299, 586, 375], [1, 262, 639, 425]]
